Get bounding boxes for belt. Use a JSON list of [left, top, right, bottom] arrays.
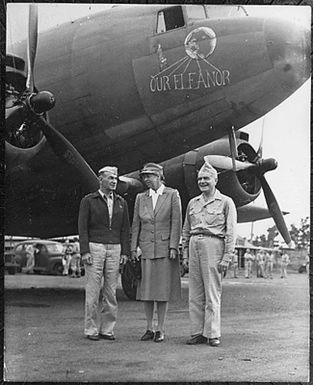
[[191, 233, 223, 239]]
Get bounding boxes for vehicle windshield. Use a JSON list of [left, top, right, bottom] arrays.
[[46, 244, 64, 254]]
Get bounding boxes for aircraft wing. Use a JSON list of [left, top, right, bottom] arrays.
[[237, 203, 289, 224]]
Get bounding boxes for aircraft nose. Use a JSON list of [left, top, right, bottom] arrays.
[[264, 18, 310, 92]]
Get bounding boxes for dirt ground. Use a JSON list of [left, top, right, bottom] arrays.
[[3, 271, 309, 382]]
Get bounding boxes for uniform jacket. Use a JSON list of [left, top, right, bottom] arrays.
[[182, 189, 237, 263], [78, 191, 130, 256], [131, 186, 182, 259]]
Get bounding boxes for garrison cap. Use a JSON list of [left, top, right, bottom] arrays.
[[98, 166, 118, 176], [139, 162, 164, 178], [198, 159, 218, 179]]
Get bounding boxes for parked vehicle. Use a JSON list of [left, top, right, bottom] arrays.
[[4, 249, 20, 274], [13, 239, 65, 275], [298, 263, 307, 273]]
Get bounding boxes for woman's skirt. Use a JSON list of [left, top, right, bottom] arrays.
[[136, 256, 181, 302]]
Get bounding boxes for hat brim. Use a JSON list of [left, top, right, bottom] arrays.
[[139, 170, 160, 176]]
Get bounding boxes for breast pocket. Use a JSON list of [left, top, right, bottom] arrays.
[[189, 206, 202, 227], [204, 209, 224, 226]]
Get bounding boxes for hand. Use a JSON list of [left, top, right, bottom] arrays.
[[120, 254, 128, 265], [169, 248, 178, 259], [82, 253, 93, 265], [182, 258, 189, 270], [131, 251, 138, 261], [218, 260, 229, 275]]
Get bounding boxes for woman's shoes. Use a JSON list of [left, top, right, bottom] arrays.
[[140, 330, 164, 342], [186, 334, 207, 345], [140, 330, 155, 341], [154, 331, 164, 342]]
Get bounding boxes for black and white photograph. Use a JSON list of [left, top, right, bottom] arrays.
[[4, 3, 311, 382]]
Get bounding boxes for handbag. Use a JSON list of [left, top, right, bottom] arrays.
[[124, 258, 142, 280]]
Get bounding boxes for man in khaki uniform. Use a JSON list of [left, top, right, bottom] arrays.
[[231, 250, 239, 278], [264, 251, 274, 279], [280, 251, 290, 278], [244, 249, 253, 278], [182, 160, 237, 347]]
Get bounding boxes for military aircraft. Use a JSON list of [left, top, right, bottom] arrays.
[[5, 4, 310, 248]]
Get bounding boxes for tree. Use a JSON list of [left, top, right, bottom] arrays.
[[289, 217, 310, 250], [267, 225, 279, 248]]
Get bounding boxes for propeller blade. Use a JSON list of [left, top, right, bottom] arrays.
[[256, 117, 265, 159], [259, 175, 292, 246], [227, 126, 238, 172], [26, 4, 38, 92], [204, 155, 253, 172], [33, 113, 99, 192]]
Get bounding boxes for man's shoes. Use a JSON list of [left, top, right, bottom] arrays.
[[99, 333, 115, 341], [186, 334, 208, 345], [86, 334, 99, 341], [208, 337, 220, 347], [140, 330, 155, 341], [154, 331, 164, 342]]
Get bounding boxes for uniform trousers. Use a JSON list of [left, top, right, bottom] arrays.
[[266, 261, 273, 278], [258, 262, 265, 277], [62, 255, 71, 275], [188, 235, 224, 339], [70, 254, 81, 276], [245, 260, 252, 278], [84, 242, 121, 337], [281, 262, 288, 278], [25, 253, 35, 273], [232, 262, 238, 278]]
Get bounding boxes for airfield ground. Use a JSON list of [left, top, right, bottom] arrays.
[[4, 271, 309, 382]]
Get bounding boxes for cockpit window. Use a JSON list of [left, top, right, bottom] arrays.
[[204, 5, 248, 19], [185, 5, 207, 20], [157, 6, 185, 34]]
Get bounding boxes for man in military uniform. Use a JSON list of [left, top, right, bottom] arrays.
[[244, 249, 254, 279], [280, 251, 290, 278], [78, 166, 130, 341], [182, 160, 237, 347]]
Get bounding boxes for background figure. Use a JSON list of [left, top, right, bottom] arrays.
[[305, 254, 310, 276], [232, 250, 239, 278], [70, 238, 81, 278], [182, 160, 237, 347], [24, 243, 36, 274], [78, 166, 130, 341], [264, 251, 274, 279], [244, 249, 253, 279], [258, 251, 265, 278], [280, 251, 290, 278], [131, 163, 182, 343], [62, 239, 73, 276]]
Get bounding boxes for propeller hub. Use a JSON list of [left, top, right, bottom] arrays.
[[256, 158, 278, 175], [29, 91, 55, 114]]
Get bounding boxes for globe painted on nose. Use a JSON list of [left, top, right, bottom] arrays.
[[184, 27, 217, 59]]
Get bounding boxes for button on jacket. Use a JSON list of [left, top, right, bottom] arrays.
[[182, 189, 237, 262], [78, 191, 130, 256]]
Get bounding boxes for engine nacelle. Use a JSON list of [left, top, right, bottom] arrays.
[[162, 132, 262, 209], [121, 132, 262, 215]]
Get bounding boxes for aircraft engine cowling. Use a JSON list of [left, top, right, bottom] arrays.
[[161, 134, 262, 209], [5, 57, 48, 169]]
